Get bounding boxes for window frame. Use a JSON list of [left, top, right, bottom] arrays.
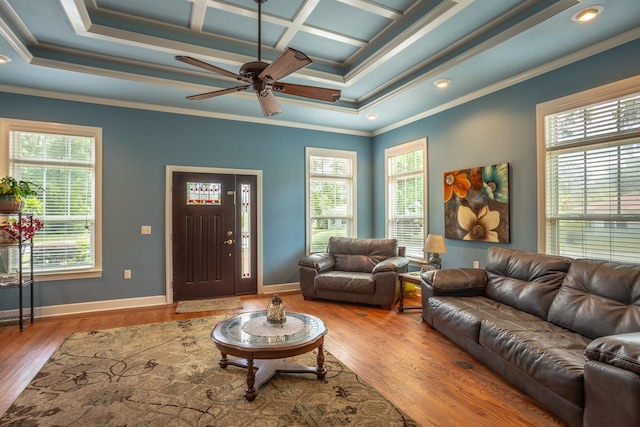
[[305, 147, 357, 254], [0, 118, 102, 281], [536, 75, 640, 259], [385, 138, 428, 261]]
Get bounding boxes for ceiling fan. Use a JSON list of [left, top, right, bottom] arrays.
[[175, 0, 341, 117]]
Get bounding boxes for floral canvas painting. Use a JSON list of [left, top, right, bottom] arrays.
[[444, 163, 510, 242]]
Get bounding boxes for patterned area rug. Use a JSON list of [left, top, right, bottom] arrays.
[[1, 316, 416, 426], [175, 296, 243, 313]]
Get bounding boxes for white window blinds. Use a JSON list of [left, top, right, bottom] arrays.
[[5, 122, 100, 275], [386, 139, 427, 259], [306, 148, 356, 253], [544, 92, 640, 262]]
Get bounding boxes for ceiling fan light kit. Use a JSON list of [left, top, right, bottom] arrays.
[[176, 0, 341, 117]]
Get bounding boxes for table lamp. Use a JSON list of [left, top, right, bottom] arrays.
[[425, 234, 447, 269]]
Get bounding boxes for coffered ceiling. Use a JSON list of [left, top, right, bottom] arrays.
[[0, 0, 638, 135]]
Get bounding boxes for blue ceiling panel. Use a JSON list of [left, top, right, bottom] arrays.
[[6, 0, 73, 43], [203, 9, 250, 40], [95, 0, 192, 27]]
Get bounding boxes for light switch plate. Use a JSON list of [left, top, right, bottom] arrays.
[[141, 226, 151, 235]]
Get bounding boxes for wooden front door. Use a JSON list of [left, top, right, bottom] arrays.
[[172, 172, 257, 301]]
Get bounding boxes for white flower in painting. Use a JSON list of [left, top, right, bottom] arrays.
[[457, 205, 500, 242]]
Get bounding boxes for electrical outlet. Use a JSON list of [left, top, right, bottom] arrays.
[[473, 261, 480, 269], [141, 225, 151, 235], [124, 269, 132, 279]]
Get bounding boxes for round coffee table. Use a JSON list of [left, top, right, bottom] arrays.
[[210, 311, 327, 401]]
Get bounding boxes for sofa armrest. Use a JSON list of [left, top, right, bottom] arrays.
[[372, 256, 410, 273], [585, 332, 640, 375], [422, 268, 488, 295], [584, 332, 640, 427], [298, 253, 335, 272]]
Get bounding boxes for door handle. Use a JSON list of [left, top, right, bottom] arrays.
[[223, 239, 234, 245]]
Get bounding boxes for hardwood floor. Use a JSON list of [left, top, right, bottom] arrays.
[[0, 292, 564, 426]]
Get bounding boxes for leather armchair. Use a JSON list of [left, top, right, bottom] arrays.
[[298, 237, 409, 309]]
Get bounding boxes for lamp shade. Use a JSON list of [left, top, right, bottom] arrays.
[[425, 234, 447, 254]]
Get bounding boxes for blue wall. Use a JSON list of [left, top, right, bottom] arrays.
[[1, 37, 639, 310], [0, 97, 372, 308], [373, 38, 640, 269]]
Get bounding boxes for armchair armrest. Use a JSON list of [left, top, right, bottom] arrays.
[[585, 332, 640, 375], [372, 256, 410, 273], [422, 268, 487, 296], [298, 252, 335, 272]]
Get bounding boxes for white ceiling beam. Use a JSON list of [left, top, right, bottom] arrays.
[[335, 0, 402, 19], [275, 0, 319, 51], [299, 25, 367, 48], [187, 0, 208, 32]]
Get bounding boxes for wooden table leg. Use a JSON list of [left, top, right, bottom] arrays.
[[243, 358, 257, 401], [316, 344, 326, 379], [398, 277, 406, 312], [219, 352, 229, 368]]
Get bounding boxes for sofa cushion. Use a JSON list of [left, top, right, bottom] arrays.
[[428, 296, 542, 343], [328, 237, 397, 273], [315, 271, 375, 294], [479, 318, 591, 406], [484, 247, 572, 320], [548, 259, 640, 339]]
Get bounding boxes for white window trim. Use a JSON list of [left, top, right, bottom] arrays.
[[305, 147, 357, 254], [384, 137, 428, 261], [0, 118, 103, 281], [536, 74, 640, 253]]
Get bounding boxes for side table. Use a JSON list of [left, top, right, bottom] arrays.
[[398, 271, 423, 312]]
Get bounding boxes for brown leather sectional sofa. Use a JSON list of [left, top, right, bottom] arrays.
[[421, 246, 640, 427], [299, 237, 409, 309]]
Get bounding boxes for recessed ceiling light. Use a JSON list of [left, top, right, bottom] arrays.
[[0, 55, 11, 64], [434, 79, 451, 89], [367, 113, 377, 120], [572, 6, 603, 23]]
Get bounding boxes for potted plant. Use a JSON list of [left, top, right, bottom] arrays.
[[0, 176, 41, 213]]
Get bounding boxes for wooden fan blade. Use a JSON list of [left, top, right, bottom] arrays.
[[271, 82, 341, 103], [258, 48, 312, 82], [186, 85, 250, 100], [256, 91, 282, 116], [175, 56, 251, 83]]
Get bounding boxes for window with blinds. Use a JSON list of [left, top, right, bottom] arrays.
[[305, 147, 356, 254], [543, 90, 640, 262], [1, 119, 102, 277], [385, 138, 427, 259]]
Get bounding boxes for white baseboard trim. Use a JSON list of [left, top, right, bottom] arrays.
[[0, 295, 170, 320], [0, 284, 301, 320], [259, 282, 300, 294]]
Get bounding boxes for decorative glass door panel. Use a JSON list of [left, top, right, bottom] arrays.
[[187, 182, 221, 205], [240, 183, 251, 278]]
